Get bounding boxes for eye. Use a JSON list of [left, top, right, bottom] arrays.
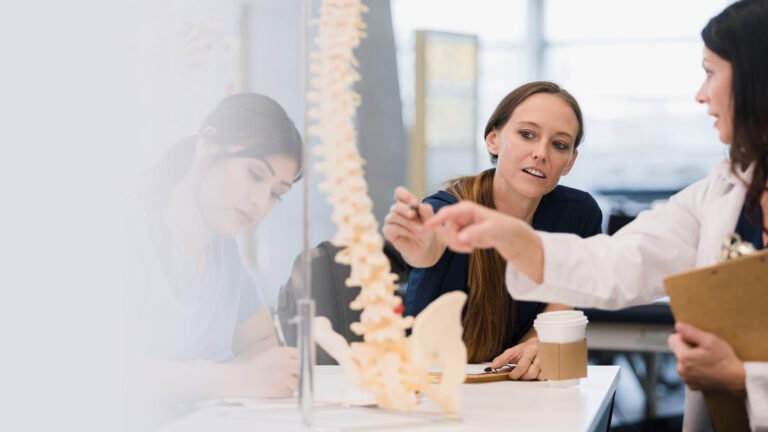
[[553, 141, 570, 151], [271, 191, 283, 203], [249, 168, 264, 183], [520, 130, 534, 139]]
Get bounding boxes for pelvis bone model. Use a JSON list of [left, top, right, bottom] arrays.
[[307, 0, 467, 413]]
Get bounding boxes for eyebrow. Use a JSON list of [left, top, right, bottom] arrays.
[[260, 158, 276, 176], [516, 121, 575, 141], [259, 158, 293, 189]]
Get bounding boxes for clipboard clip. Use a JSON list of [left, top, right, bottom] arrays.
[[483, 363, 515, 374], [719, 233, 756, 262]]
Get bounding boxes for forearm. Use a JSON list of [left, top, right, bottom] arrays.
[[494, 217, 544, 283], [124, 354, 228, 407], [233, 306, 278, 356], [125, 353, 274, 407]]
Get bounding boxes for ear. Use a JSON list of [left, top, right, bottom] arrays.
[[561, 148, 578, 176], [196, 127, 221, 158], [485, 130, 499, 157]]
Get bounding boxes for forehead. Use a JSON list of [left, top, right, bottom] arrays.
[[702, 46, 729, 67], [509, 93, 579, 131], [259, 154, 299, 182]]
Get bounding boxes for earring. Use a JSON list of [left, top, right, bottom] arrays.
[[199, 126, 217, 138]]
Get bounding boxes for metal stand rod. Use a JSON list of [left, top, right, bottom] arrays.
[[297, 298, 315, 425], [299, 0, 315, 426]]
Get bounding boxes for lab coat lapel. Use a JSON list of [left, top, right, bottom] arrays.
[[696, 162, 751, 267]]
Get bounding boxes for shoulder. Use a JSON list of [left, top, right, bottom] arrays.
[[535, 185, 603, 236], [669, 158, 735, 209], [423, 190, 459, 212]]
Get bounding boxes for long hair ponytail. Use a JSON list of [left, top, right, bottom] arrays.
[[447, 169, 511, 362]]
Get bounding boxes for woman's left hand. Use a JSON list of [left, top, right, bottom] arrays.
[[490, 338, 542, 381], [668, 321, 746, 393]]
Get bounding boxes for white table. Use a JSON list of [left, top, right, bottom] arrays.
[[160, 365, 619, 432]]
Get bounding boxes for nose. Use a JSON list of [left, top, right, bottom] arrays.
[[695, 80, 708, 104], [250, 183, 271, 208], [532, 140, 548, 162]]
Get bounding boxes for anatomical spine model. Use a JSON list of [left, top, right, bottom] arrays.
[[306, 0, 467, 413]]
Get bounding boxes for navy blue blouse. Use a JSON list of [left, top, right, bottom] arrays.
[[404, 185, 603, 359], [735, 201, 765, 250]]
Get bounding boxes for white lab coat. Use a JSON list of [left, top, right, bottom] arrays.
[[506, 159, 767, 432]]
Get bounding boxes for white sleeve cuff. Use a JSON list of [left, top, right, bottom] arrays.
[[745, 362, 768, 432]]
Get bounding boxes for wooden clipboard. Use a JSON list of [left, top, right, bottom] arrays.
[[664, 248, 768, 432], [428, 370, 511, 384]]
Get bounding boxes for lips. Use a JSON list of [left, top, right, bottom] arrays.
[[235, 209, 255, 226], [522, 167, 547, 179]]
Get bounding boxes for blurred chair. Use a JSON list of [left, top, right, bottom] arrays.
[[277, 241, 409, 365]]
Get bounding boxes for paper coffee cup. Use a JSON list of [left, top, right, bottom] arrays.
[[535, 321, 587, 344], [536, 310, 584, 319], [534, 315, 587, 325], [535, 313, 587, 387]]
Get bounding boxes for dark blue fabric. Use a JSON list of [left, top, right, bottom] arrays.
[[735, 201, 765, 250], [404, 185, 603, 359]]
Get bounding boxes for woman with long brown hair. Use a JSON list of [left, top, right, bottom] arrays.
[[383, 81, 602, 378]]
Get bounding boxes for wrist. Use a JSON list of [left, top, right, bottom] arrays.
[[495, 217, 525, 262], [524, 336, 539, 345], [495, 219, 545, 284], [211, 363, 238, 398], [726, 361, 747, 393]]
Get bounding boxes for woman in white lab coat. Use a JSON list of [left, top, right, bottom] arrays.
[[422, 0, 768, 430]]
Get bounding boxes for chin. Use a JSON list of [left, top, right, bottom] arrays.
[[517, 184, 551, 199], [716, 125, 732, 144], [216, 222, 243, 238]]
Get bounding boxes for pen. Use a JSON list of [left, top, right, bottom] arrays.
[[409, 203, 422, 222], [270, 306, 287, 346], [254, 284, 287, 347]]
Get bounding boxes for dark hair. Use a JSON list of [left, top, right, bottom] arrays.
[[146, 93, 303, 211], [446, 169, 509, 362], [702, 0, 768, 234], [484, 81, 585, 164]]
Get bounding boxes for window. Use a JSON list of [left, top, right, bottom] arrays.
[[391, 0, 732, 194], [543, 0, 731, 192]]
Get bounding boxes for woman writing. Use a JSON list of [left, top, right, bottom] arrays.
[[125, 93, 303, 427]]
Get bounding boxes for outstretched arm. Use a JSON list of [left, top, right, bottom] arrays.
[[424, 200, 545, 282]]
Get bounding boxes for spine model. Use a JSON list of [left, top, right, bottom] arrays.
[[307, 0, 467, 413]]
